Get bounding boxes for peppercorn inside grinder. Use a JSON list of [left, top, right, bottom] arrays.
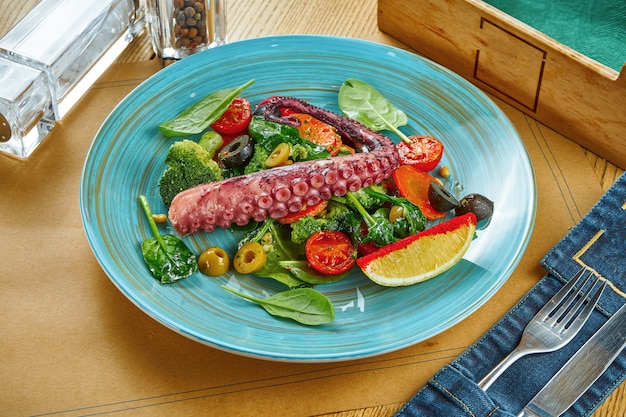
[[146, 0, 226, 62]]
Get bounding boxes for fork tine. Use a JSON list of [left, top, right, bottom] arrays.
[[555, 272, 599, 326], [537, 267, 587, 318], [546, 269, 594, 325], [560, 276, 606, 334]]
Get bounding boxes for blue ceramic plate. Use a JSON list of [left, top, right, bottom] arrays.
[[81, 35, 536, 362]]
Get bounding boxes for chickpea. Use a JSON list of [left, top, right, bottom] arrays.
[[152, 213, 168, 223], [233, 242, 267, 274], [439, 165, 451, 178], [198, 247, 230, 276]]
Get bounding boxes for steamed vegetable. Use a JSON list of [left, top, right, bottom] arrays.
[[289, 200, 360, 244], [345, 191, 395, 247], [158, 139, 224, 207], [138, 195, 197, 283], [361, 186, 426, 238]]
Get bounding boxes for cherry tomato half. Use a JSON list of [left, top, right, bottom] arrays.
[[396, 135, 444, 172], [392, 164, 448, 220], [305, 230, 357, 275], [210, 97, 252, 135]]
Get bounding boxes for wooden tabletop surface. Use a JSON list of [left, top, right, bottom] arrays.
[[1, 1, 623, 416]]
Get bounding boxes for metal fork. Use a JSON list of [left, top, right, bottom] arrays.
[[478, 267, 606, 390]]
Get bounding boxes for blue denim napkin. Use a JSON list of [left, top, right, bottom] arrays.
[[395, 172, 626, 417]]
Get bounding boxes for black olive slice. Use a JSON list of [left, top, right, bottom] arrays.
[[428, 182, 460, 212], [218, 135, 254, 168]]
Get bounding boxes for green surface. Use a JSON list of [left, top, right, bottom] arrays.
[[485, 0, 626, 72]]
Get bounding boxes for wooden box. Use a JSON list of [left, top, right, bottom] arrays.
[[378, 0, 626, 169]]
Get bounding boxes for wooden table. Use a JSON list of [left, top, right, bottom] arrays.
[[1, 1, 623, 416]]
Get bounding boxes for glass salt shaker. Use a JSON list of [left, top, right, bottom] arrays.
[[0, 57, 55, 158], [0, 0, 144, 158]]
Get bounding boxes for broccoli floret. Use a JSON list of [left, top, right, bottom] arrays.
[[290, 216, 323, 244], [333, 183, 388, 212], [243, 143, 271, 175], [322, 200, 361, 234], [290, 143, 309, 162], [158, 139, 223, 207], [290, 200, 360, 244]]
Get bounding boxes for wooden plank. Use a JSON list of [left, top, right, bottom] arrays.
[[378, 0, 626, 169]]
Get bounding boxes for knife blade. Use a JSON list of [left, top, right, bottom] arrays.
[[517, 301, 626, 417]]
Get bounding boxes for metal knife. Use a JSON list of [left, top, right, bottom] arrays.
[[518, 301, 626, 417]]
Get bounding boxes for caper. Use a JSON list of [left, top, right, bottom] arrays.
[[455, 193, 494, 224], [198, 247, 230, 276], [428, 182, 460, 212], [218, 135, 254, 168]]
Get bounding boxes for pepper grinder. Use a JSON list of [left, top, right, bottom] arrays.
[[0, 0, 145, 159]]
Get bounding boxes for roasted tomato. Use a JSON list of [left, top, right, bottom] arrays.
[[393, 164, 448, 220], [210, 97, 252, 135], [288, 113, 343, 156], [305, 230, 357, 275], [396, 135, 444, 172]]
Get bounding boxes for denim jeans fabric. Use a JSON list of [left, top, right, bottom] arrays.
[[396, 173, 625, 417]]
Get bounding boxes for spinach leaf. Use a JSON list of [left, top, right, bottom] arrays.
[[138, 195, 197, 283], [240, 220, 310, 288], [221, 286, 335, 325], [248, 116, 330, 160], [363, 186, 425, 236], [257, 250, 311, 289], [158, 79, 255, 136], [338, 78, 412, 144], [346, 191, 395, 247], [278, 260, 349, 285]]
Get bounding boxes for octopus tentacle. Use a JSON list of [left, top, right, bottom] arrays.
[[169, 96, 400, 235]]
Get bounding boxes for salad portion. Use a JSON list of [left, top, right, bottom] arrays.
[[138, 78, 494, 325]]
